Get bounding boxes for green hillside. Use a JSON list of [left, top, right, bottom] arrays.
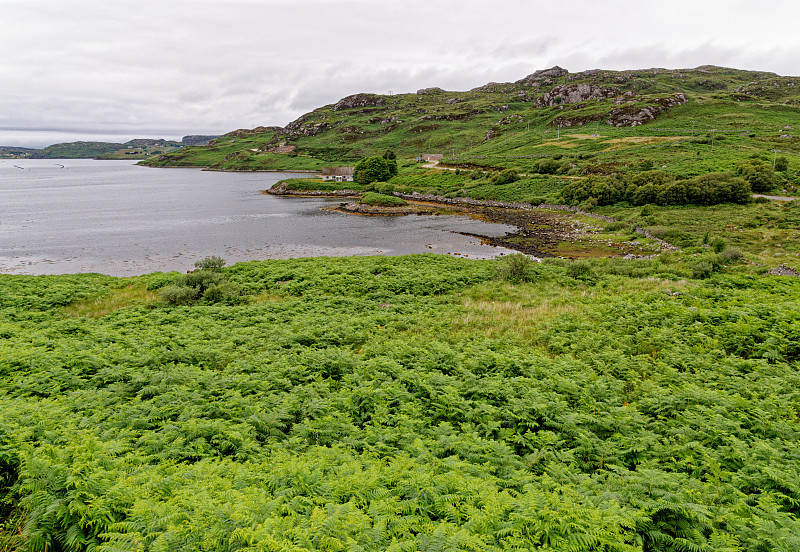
[[140, 65, 800, 181]]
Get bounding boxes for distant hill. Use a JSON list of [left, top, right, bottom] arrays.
[[140, 65, 799, 177], [27, 139, 184, 160], [32, 141, 127, 159], [0, 145, 39, 158], [94, 139, 184, 160]]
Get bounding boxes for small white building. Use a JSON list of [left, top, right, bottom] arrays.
[[321, 167, 355, 182], [417, 153, 444, 162]]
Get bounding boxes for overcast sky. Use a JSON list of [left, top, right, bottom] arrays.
[[3, 0, 799, 148]]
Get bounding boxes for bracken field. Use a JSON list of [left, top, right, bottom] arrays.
[[1, 254, 800, 551]]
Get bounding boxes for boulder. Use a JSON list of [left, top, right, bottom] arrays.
[[332, 93, 386, 111]]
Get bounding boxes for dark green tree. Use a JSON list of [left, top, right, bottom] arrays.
[[354, 156, 393, 185], [382, 150, 398, 175], [737, 161, 776, 193]]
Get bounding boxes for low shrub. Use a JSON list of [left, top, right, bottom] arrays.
[[566, 260, 598, 284], [718, 248, 745, 264], [605, 221, 628, 232], [202, 282, 243, 304], [691, 260, 715, 279], [358, 192, 408, 207], [736, 161, 776, 193], [160, 257, 238, 305], [496, 254, 536, 283], [194, 256, 226, 271], [492, 169, 519, 185], [375, 182, 395, 195], [159, 284, 200, 305]]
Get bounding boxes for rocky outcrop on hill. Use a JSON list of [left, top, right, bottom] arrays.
[[605, 93, 688, 126], [182, 135, 220, 146], [332, 93, 386, 111], [416, 87, 445, 95], [768, 264, 800, 276], [224, 126, 282, 139], [261, 141, 296, 154], [535, 83, 619, 106], [284, 114, 334, 137], [517, 66, 570, 87]]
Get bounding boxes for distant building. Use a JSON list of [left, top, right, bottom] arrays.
[[418, 154, 444, 162], [321, 167, 355, 182]]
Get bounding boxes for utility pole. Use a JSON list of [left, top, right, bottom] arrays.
[[772, 149, 781, 169], [690, 120, 696, 136]]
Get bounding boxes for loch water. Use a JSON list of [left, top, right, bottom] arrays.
[[0, 159, 517, 276]]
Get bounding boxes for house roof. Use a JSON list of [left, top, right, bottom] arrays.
[[321, 166, 354, 176]]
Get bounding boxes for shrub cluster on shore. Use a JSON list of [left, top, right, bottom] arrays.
[[563, 170, 752, 207]]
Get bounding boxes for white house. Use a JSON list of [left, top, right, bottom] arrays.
[[321, 167, 355, 182]]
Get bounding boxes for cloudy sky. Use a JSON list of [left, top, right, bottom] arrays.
[[3, 0, 799, 148]]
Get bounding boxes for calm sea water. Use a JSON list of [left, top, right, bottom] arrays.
[[0, 159, 516, 276]]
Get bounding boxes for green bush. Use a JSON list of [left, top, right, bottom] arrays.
[[718, 248, 745, 264], [202, 282, 242, 304], [375, 182, 395, 195], [605, 221, 628, 232], [354, 156, 395, 185], [194, 256, 226, 271], [183, 270, 226, 292], [358, 192, 408, 207], [565, 260, 597, 284], [534, 158, 560, 174], [491, 169, 519, 185], [737, 161, 776, 193], [159, 284, 200, 305], [160, 257, 237, 305], [563, 171, 750, 207], [496, 253, 536, 283], [691, 260, 715, 279]]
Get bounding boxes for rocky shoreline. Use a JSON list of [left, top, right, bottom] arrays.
[[265, 182, 679, 258]]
